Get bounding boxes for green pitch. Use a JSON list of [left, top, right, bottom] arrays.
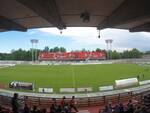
[[0, 63, 150, 93]]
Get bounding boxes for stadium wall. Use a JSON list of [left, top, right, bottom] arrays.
[[0, 84, 150, 108], [1, 58, 150, 65]]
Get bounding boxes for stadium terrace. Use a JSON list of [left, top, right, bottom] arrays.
[[38, 51, 106, 61]]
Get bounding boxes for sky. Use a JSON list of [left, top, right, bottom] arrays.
[[0, 27, 150, 53]]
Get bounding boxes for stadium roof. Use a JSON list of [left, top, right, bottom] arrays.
[[0, 0, 150, 32]]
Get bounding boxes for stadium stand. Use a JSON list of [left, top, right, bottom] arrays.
[[0, 83, 150, 113], [0, 90, 150, 113], [38, 52, 106, 61]]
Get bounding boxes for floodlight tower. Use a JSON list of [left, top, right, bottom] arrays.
[[105, 39, 113, 59], [34, 39, 39, 61], [30, 39, 39, 61]]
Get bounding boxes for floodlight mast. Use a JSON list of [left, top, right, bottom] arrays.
[[105, 39, 113, 59], [30, 39, 34, 62], [30, 39, 39, 62], [34, 39, 39, 61]]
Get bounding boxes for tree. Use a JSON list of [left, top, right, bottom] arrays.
[[130, 48, 142, 58], [112, 50, 120, 59], [53, 47, 60, 52], [145, 51, 150, 54], [60, 47, 66, 52], [81, 48, 87, 52], [122, 49, 142, 58], [0, 47, 142, 60], [96, 48, 102, 52], [43, 46, 49, 52]]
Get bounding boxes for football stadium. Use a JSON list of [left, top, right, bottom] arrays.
[[0, 0, 150, 113]]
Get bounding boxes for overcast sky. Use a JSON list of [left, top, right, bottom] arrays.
[[0, 27, 150, 53]]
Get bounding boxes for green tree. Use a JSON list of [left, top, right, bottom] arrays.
[[96, 48, 102, 52], [43, 46, 49, 52], [130, 48, 142, 58], [53, 47, 60, 52], [112, 50, 120, 59], [59, 47, 66, 52]]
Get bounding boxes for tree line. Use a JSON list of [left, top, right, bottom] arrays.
[[0, 47, 144, 61]]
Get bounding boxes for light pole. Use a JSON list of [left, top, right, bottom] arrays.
[[105, 39, 113, 59], [34, 39, 39, 61], [30, 39, 39, 61]]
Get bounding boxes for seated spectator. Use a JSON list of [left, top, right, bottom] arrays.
[[100, 105, 112, 113], [40, 109, 46, 113], [140, 106, 148, 113], [56, 105, 62, 113], [134, 106, 141, 113], [126, 100, 134, 113], [108, 103, 112, 113], [0, 106, 4, 113], [119, 103, 124, 113], [113, 104, 120, 113], [31, 106, 38, 113], [63, 103, 71, 113], [50, 104, 56, 113], [24, 104, 30, 113], [51, 98, 62, 113]]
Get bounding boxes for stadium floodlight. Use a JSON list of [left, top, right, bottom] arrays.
[[105, 39, 113, 59], [30, 39, 39, 61]]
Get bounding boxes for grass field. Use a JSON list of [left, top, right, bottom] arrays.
[[0, 63, 150, 93]]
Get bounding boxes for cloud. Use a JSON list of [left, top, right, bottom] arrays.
[[38, 27, 150, 52], [28, 30, 38, 35]]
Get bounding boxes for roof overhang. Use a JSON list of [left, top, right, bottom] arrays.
[[0, 0, 149, 32]]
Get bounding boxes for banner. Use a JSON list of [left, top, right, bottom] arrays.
[[115, 78, 138, 88], [9, 81, 34, 90]]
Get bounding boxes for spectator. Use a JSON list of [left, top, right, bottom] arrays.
[[108, 103, 112, 113], [56, 105, 62, 113], [140, 106, 148, 113], [61, 96, 66, 108], [11, 93, 19, 113], [101, 105, 111, 113], [24, 104, 30, 113], [142, 74, 144, 79], [69, 96, 78, 112], [0, 106, 4, 113], [119, 103, 124, 113], [137, 75, 139, 80], [134, 106, 141, 113], [127, 100, 134, 113], [31, 106, 38, 113], [113, 104, 120, 113], [63, 103, 71, 113], [50, 104, 56, 113], [40, 109, 46, 113]]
